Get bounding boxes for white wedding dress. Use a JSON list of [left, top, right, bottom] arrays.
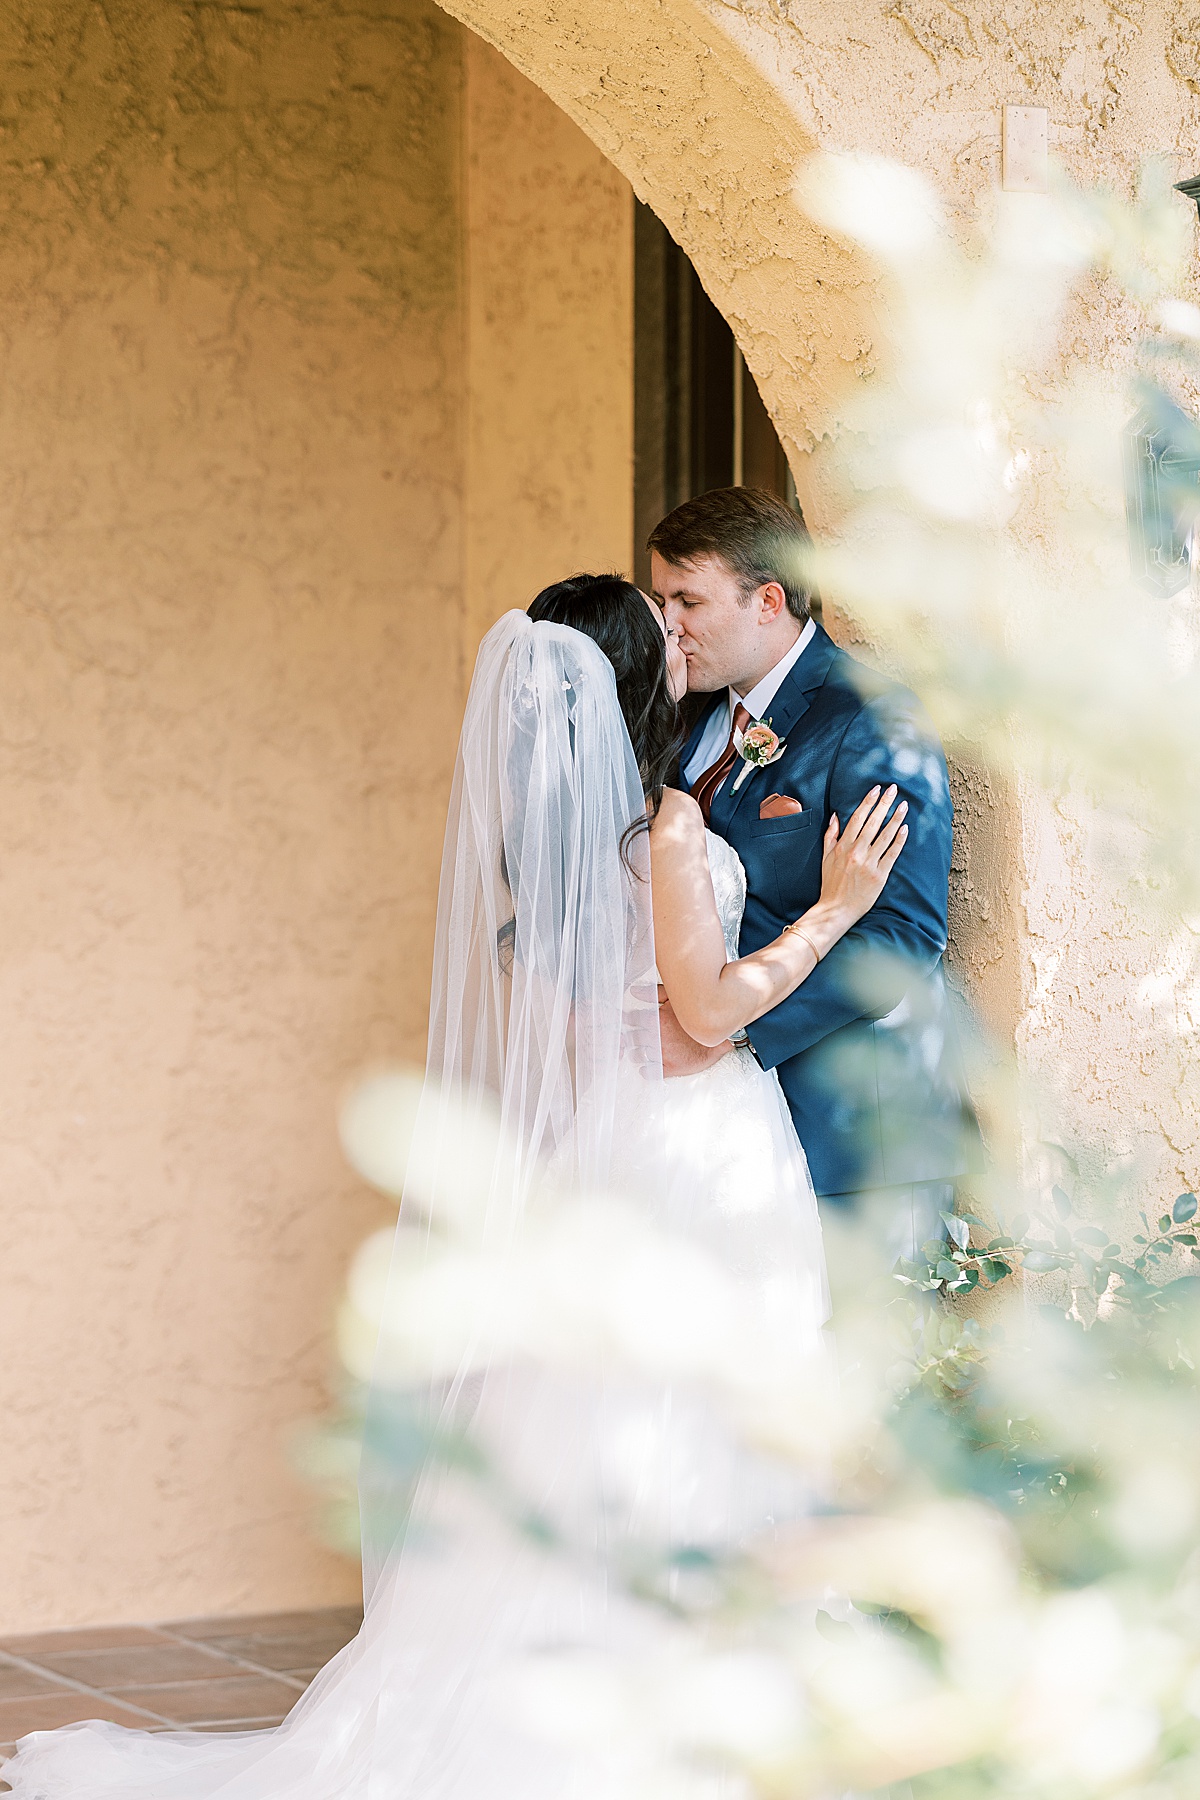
[[605, 829, 827, 1335], [2, 836, 828, 1800], [3, 616, 828, 1800]]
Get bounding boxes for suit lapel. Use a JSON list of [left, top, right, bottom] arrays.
[[709, 623, 840, 833]]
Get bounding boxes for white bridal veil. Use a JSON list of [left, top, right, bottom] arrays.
[[2, 612, 679, 1798], [5, 611, 832, 1800], [357, 609, 667, 1586]]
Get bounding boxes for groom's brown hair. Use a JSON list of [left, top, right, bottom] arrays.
[[647, 487, 814, 621]]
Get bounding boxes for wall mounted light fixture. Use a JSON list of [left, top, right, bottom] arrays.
[[1174, 176, 1200, 220], [1124, 385, 1200, 597]]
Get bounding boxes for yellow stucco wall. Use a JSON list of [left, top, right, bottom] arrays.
[[0, 0, 632, 1630], [464, 34, 633, 642]]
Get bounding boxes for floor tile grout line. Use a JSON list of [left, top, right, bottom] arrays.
[[8, 1631, 311, 1698], [150, 1629, 311, 1691], [0, 1610, 362, 1738], [0, 1652, 175, 1727], [170, 1716, 288, 1732]]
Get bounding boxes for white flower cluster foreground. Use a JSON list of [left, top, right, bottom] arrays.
[[328, 1066, 1200, 1795]]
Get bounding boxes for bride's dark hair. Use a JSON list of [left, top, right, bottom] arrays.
[[527, 573, 684, 825]]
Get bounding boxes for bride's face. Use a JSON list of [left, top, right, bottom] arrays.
[[643, 592, 688, 703]]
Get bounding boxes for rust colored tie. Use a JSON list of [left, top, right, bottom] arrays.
[[692, 702, 751, 824]]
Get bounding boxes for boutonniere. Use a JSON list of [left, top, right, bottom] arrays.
[[731, 718, 787, 792]]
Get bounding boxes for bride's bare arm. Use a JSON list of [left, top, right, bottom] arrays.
[[649, 785, 908, 1049]]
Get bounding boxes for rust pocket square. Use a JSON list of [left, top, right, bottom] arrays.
[[759, 793, 803, 819]]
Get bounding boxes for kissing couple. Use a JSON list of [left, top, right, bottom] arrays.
[[4, 486, 974, 1798]]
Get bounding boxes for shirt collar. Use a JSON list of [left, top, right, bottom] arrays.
[[733, 617, 816, 725]]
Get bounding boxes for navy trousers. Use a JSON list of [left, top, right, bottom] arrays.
[[821, 1179, 956, 1263]]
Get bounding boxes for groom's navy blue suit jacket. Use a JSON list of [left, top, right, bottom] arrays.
[[681, 623, 976, 1199]]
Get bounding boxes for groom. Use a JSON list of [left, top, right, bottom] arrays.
[[650, 487, 976, 1251]]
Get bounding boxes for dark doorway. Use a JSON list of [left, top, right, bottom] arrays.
[[633, 202, 794, 590]]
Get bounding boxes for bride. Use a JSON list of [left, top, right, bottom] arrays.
[[2, 577, 905, 1799]]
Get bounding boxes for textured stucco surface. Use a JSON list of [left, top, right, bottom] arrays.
[[430, 0, 1200, 1208], [0, 0, 465, 1631], [0, 1, 633, 1629], [464, 34, 633, 640]]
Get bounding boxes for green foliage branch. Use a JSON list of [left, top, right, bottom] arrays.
[[895, 1187, 1200, 1319]]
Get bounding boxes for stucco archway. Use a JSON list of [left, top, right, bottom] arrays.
[[435, 0, 875, 524]]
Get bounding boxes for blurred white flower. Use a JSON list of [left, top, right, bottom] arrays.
[[806, 1632, 934, 1718], [340, 1068, 528, 1238], [339, 1068, 424, 1199], [320, 159, 1200, 1800], [994, 189, 1096, 272], [489, 1649, 633, 1748], [1014, 1587, 1162, 1782], [492, 1644, 805, 1769], [797, 152, 943, 259], [655, 1651, 804, 1761], [1182, 1662, 1200, 1718], [1156, 297, 1200, 340], [1056, 1702, 1160, 1784], [897, 425, 1014, 524], [338, 1225, 522, 1382], [1111, 1463, 1198, 1554]]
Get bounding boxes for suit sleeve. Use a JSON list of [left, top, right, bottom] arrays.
[[745, 686, 952, 1069]]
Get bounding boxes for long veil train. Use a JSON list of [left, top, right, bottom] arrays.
[[3, 613, 829, 1799]]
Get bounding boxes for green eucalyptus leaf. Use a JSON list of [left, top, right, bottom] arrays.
[[1159, 1214, 1173, 1233], [1173, 1192, 1198, 1223], [941, 1212, 970, 1251], [1074, 1226, 1108, 1245], [1052, 1186, 1072, 1220], [1022, 1250, 1060, 1272]]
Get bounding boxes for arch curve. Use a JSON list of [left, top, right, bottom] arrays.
[[436, 0, 878, 515]]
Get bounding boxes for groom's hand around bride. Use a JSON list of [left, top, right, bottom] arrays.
[[629, 993, 734, 1072], [645, 985, 733, 1078]]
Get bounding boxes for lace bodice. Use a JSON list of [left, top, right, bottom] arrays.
[[706, 828, 747, 961]]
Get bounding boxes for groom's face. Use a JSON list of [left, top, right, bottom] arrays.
[[651, 550, 775, 696]]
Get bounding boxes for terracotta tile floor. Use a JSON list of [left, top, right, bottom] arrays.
[[0, 1605, 363, 1786]]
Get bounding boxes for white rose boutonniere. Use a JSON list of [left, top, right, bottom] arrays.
[[731, 718, 786, 792]]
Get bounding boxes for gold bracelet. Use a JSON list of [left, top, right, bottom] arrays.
[[783, 919, 822, 962]]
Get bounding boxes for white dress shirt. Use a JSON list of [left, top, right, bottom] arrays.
[[684, 617, 816, 789]]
